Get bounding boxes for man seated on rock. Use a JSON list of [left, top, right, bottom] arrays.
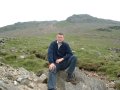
[[47, 33, 77, 90]]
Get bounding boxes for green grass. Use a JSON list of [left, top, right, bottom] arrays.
[[0, 31, 120, 80]]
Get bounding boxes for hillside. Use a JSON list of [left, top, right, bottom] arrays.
[[0, 14, 120, 88], [0, 14, 120, 37]]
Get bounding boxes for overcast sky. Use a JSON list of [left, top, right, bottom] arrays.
[[0, 0, 120, 27]]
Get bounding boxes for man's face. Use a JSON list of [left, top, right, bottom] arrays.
[[56, 34, 64, 43]]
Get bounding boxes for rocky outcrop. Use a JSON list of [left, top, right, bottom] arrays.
[[108, 48, 120, 53], [0, 38, 5, 46], [0, 62, 116, 90], [0, 62, 47, 90]]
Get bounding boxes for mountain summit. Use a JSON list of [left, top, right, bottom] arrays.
[[66, 14, 120, 24]]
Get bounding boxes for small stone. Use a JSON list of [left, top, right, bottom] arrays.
[[17, 77, 23, 82], [28, 82, 35, 88], [14, 81, 18, 85], [108, 81, 115, 88], [37, 74, 47, 83], [117, 72, 120, 77], [19, 55, 25, 59]]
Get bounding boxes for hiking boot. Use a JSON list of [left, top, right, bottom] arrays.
[[66, 73, 77, 85]]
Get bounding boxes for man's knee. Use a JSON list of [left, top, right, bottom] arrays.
[[70, 55, 77, 62], [49, 68, 57, 74]]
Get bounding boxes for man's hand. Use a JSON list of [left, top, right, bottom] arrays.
[[56, 58, 64, 63], [49, 63, 56, 71]]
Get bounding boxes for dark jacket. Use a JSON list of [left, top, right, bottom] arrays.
[[48, 40, 73, 63]]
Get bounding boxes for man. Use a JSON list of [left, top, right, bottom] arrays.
[[47, 33, 77, 90]]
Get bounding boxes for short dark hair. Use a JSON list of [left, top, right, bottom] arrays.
[[57, 32, 64, 35]]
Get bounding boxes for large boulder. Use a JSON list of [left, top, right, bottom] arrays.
[[57, 67, 108, 90]]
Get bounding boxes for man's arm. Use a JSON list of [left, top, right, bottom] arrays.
[[56, 58, 64, 63], [48, 42, 56, 70], [63, 43, 73, 60], [48, 42, 54, 63]]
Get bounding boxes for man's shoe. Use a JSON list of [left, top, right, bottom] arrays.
[[66, 73, 77, 85]]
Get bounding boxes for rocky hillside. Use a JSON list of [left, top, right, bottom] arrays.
[[0, 14, 120, 37], [0, 62, 48, 90], [0, 14, 120, 90], [0, 62, 118, 90]]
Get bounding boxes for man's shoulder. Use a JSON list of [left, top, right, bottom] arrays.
[[50, 40, 57, 45], [62, 41, 69, 46]]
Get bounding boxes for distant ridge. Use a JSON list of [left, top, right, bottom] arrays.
[[66, 14, 120, 24], [0, 14, 120, 37], [0, 21, 57, 33]]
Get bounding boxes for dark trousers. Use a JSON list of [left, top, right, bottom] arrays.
[[48, 55, 77, 90]]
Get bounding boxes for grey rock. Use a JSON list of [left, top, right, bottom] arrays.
[[115, 80, 120, 90], [108, 88, 115, 90], [37, 74, 47, 83], [57, 67, 107, 90], [20, 78, 30, 85], [0, 65, 48, 90], [18, 67, 30, 75], [0, 38, 5, 45], [36, 83, 47, 90], [0, 80, 19, 90], [108, 81, 115, 88], [17, 75, 29, 82]]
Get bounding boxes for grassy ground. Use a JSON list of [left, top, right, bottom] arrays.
[[0, 30, 120, 80]]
